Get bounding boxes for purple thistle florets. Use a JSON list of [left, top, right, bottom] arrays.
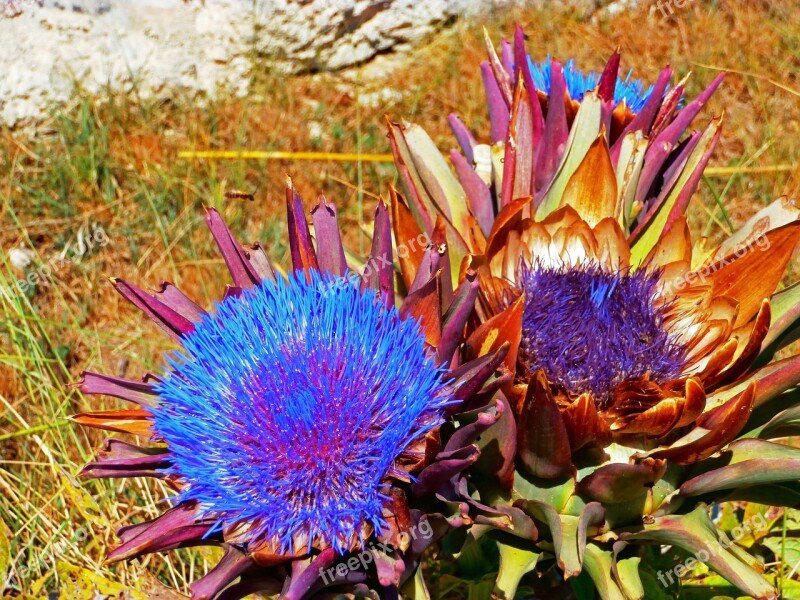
[[518, 261, 687, 402], [152, 270, 451, 554]]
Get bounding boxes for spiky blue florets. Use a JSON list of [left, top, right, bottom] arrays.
[[518, 261, 686, 402], [152, 270, 451, 554], [528, 56, 655, 113]]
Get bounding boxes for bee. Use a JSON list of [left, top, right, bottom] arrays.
[[224, 189, 255, 202]]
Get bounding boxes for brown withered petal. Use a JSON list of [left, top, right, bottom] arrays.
[[560, 393, 612, 452], [71, 409, 153, 436], [610, 378, 705, 436], [517, 370, 574, 479], [691, 338, 738, 382], [604, 376, 675, 421], [500, 72, 535, 207], [465, 293, 524, 370], [638, 382, 756, 464], [707, 299, 771, 389], [707, 222, 800, 327], [560, 133, 619, 228], [389, 184, 426, 290], [400, 274, 442, 349], [593, 217, 631, 270], [476, 272, 520, 321], [486, 195, 532, 260], [675, 378, 707, 428], [644, 216, 692, 269]]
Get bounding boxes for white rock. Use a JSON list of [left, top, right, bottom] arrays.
[[0, 0, 602, 127], [8, 246, 35, 270], [307, 120, 325, 141]]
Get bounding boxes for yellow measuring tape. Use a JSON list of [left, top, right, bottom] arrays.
[[178, 150, 797, 177]]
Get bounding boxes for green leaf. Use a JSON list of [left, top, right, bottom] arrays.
[[493, 539, 541, 599], [401, 566, 431, 600], [755, 282, 800, 368], [621, 505, 776, 600], [0, 521, 9, 583], [705, 355, 800, 417], [517, 501, 604, 578], [402, 123, 473, 235], [571, 570, 598, 600], [615, 555, 644, 599], [638, 569, 675, 600], [57, 562, 147, 600], [614, 130, 648, 233], [717, 483, 800, 507], [468, 579, 497, 600], [680, 462, 800, 499], [630, 117, 721, 266], [582, 543, 626, 600], [754, 403, 800, 439], [456, 535, 498, 578], [511, 468, 576, 513], [763, 537, 800, 573], [536, 92, 603, 219]]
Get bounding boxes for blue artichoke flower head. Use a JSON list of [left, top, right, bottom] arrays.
[[528, 55, 656, 113], [152, 269, 452, 554]]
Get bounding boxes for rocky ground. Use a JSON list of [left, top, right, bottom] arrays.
[[0, 0, 529, 127]]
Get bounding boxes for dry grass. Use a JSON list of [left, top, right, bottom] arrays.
[[1, 1, 799, 597]]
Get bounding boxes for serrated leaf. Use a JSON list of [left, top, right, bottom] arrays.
[[56, 562, 147, 600], [59, 472, 110, 530], [763, 537, 800, 573]]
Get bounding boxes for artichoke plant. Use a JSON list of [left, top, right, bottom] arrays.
[[386, 26, 800, 600], [72, 184, 507, 599], [388, 26, 724, 284]]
